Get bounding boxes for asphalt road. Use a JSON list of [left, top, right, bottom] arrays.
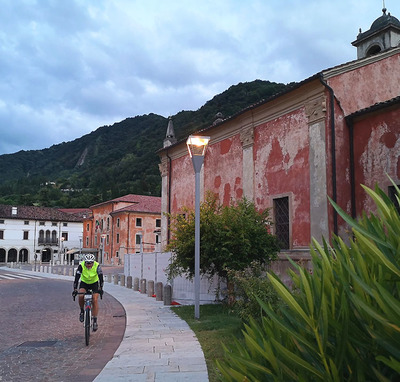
[[0, 268, 126, 382]]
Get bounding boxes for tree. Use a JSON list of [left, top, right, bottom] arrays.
[[166, 193, 280, 283]]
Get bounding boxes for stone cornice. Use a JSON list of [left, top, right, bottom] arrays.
[[322, 47, 400, 79]]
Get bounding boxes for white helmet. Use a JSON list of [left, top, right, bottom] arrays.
[[84, 253, 95, 263]]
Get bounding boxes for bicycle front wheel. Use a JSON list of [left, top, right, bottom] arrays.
[[85, 309, 91, 346]]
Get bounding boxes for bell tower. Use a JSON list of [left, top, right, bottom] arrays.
[[352, 5, 400, 59]]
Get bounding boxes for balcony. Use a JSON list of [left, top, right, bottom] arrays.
[[38, 239, 59, 246]]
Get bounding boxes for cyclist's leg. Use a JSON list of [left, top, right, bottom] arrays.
[[79, 282, 88, 309], [90, 282, 100, 331], [78, 282, 88, 322], [92, 292, 99, 316]]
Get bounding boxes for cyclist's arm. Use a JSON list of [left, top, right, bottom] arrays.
[[73, 264, 83, 289], [97, 265, 104, 288]]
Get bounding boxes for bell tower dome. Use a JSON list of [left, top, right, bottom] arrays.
[[352, 6, 400, 59]]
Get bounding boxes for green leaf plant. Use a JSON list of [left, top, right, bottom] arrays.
[[217, 180, 400, 381]]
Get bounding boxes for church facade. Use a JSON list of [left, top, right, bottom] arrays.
[[158, 9, 400, 267]]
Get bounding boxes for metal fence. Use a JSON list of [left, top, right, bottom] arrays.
[[124, 252, 225, 304]]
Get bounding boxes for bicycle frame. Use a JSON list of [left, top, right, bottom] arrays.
[[73, 289, 96, 346], [83, 291, 93, 346]]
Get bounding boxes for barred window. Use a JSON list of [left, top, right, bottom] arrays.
[[273, 196, 290, 250]]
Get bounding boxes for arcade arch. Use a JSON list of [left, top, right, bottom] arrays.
[[8, 248, 17, 262], [19, 248, 29, 263]]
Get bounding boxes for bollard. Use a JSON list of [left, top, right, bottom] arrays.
[[147, 280, 155, 297], [120, 274, 125, 287], [69, 268, 73, 277], [133, 277, 139, 291], [126, 276, 132, 289], [155, 282, 163, 301], [163, 284, 172, 305], [140, 278, 147, 294], [40, 265, 43, 273], [107, 274, 112, 283], [113, 274, 119, 285], [44, 266, 47, 273], [32, 266, 34, 272], [63, 268, 67, 276]]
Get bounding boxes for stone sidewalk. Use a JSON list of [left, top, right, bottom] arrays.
[[5, 266, 209, 382]]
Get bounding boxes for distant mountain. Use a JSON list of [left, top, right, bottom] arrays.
[[0, 80, 291, 208]]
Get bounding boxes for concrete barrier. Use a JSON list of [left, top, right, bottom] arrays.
[[147, 280, 155, 297], [126, 276, 132, 289], [155, 282, 163, 301], [140, 278, 147, 294], [133, 277, 139, 291], [163, 284, 172, 306]]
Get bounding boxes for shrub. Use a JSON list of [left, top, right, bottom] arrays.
[[216, 182, 400, 381], [227, 261, 281, 323]]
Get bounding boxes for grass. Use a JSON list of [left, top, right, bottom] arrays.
[[171, 303, 244, 382]]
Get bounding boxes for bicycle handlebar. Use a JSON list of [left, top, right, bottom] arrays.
[[72, 290, 103, 301]]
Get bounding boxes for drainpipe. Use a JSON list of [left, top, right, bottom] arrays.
[[166, 151, 172, 244], [319, 76, 338, 236], [347, 118, 356, 219]]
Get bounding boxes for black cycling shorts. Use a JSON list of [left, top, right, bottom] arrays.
[[79, 281, 99, 293]]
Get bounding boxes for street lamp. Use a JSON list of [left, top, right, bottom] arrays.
[[186, 135, 210, 319], [100, 234, 106, 264], [60, 237, 65, 265]]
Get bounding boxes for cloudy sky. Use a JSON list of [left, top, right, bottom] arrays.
[[0, 0, 398, 155]]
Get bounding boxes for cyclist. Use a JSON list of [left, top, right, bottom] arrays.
[[72, 253, 104, 331]]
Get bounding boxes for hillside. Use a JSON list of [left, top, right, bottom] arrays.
[[0, 80, 291, 208]]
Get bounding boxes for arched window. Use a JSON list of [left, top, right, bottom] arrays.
[[52, 230, 57, 244], [366, 45, 382, 57]]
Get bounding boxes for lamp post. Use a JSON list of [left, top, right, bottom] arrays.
[[186, 135, 210, 319], [60, 237, 65, 265], [79, 236, 82, 266], [100, 234, 106, 264]]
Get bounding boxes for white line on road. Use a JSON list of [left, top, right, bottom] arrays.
[[1, 273, 44, 280]]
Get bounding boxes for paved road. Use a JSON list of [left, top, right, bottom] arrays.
[[0, 268, 126, 382]]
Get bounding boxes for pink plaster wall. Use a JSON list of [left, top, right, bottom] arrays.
[[170, 154, 198, 213], [254, 110, 311, 247], [327, 54, 400, 116], [204, 135, 243, 206], [353, 108, 400, 214]]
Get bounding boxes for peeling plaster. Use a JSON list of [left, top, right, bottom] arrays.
[[360, 123, 399, 177]]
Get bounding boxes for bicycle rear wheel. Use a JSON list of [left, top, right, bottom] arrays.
[[85, 309, 91, 346]]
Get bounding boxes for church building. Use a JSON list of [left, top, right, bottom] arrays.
[[158, 8, 400, 272]]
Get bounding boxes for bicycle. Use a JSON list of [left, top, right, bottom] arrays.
[[73, 289, 102, 346]]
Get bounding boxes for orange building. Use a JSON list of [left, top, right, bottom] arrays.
[[83, 194, 161, 265]]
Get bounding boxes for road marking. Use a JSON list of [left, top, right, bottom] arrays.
[[4, 273, 32, 279], [0, 273, 44, 280], [0, 274, 15, 279]]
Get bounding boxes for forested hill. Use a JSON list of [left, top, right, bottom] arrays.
[[0, 80, 291, 208]]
